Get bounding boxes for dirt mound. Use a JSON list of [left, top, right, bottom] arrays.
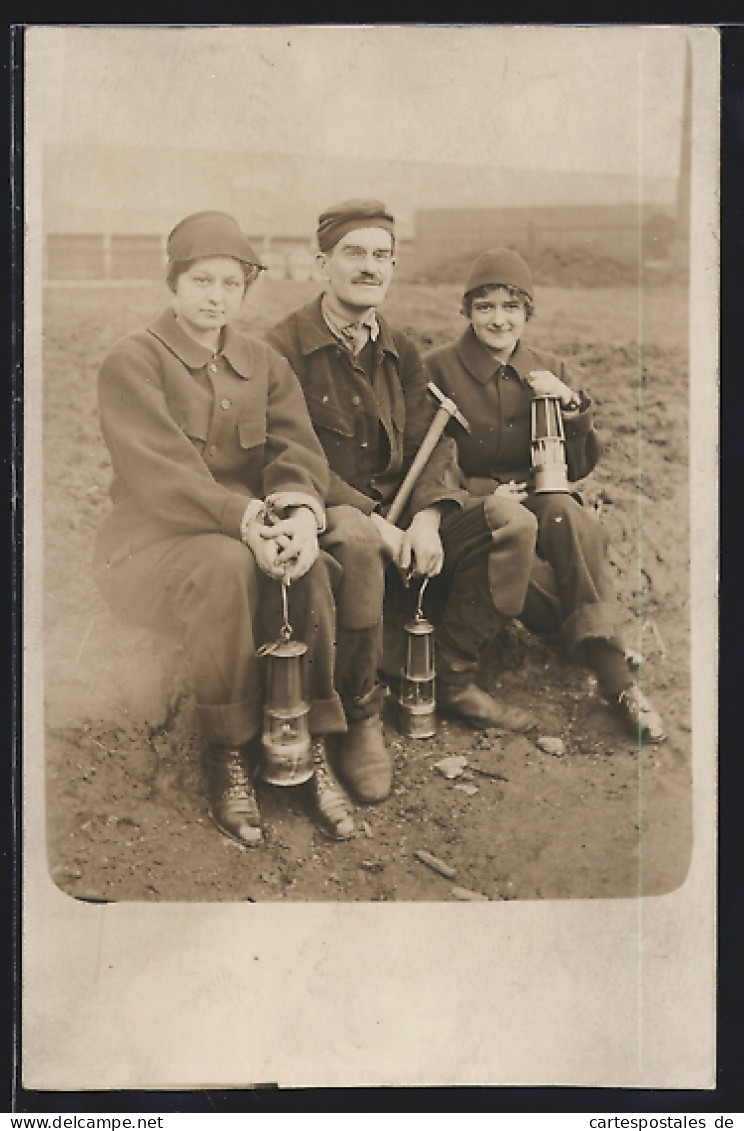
[[409, 245, 687, 289]]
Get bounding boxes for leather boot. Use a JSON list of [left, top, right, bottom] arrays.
[[337, 714, 392, 803], [612, 686, 667, 743], [205, 744, 263, 847], [309, 738, 354, 840], [437, 682, 533, 732]]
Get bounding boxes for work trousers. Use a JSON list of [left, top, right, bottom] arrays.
[[320, 506, 387, 722], [520, 492, 624, 658], [93, 505, 388, 746], [94, 530, 352, 747], [384, 496, 539, 689]]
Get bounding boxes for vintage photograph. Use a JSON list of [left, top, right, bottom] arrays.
[[22, 25, 718, 1088]]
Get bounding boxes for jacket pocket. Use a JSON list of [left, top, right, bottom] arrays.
[[304, 393, 355, 438], [238, 419, 267, 449], [177, 412, 209, 454]]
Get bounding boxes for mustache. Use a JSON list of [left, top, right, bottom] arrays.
[[351, 272, 385, 285]]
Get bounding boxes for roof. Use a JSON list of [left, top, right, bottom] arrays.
[[42, 143, 676, 237]]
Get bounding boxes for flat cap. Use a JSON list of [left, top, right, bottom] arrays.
[[167, 211, 264, 268], [317, 198, 394, 253], [463, 248, 534, 300]]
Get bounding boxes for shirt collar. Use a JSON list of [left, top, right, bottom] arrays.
[[455, 327, 533, 387], [321, 291, 380, 347], [295, 294, 398, 359], [146, 307, 255, 379]]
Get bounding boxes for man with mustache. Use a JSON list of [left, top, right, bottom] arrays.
[[267, 200, 538, 806]]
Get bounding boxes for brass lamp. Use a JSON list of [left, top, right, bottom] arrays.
[[398, 577, 437, 739], [259, 578, 313, 786], [530, 395, 570, 494]]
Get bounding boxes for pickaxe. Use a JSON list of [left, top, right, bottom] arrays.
[[386, 382, 470, 525]]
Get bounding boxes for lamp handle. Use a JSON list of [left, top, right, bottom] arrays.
[[415, 575, 429, 620], [280, 576, 292, 641]]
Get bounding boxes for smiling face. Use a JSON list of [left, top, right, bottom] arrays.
[[172, 257, 246, 347], [316, 227, 396, 315], [468, 285, 528, 361]]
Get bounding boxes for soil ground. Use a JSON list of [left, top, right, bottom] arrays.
[[41, 271, 692, 903]]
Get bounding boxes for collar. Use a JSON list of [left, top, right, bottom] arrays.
[[146, 307, 255, 379], [295, 295, 399, 359], [455, 327, 534, 388], [321, 291, 380, 344]]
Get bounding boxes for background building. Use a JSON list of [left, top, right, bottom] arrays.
[[41, 143, 681, 282]]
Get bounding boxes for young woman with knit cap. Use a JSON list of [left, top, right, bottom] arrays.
[[93, 210, 356, 847], [425, 248, 666, 744]]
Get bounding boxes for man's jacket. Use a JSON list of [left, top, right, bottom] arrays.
[[266, 296, 467, 521]]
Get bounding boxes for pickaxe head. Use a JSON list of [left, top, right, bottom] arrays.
[[427, 381, 471, 433]]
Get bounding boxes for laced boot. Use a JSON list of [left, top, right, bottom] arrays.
[[205, 744, 263, 847], [308, 738, 354, 840], [612, 686, 667, 744]]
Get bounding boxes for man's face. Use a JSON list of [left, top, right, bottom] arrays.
[[317, 227, 396, 312], [468, 286, 527, 361]]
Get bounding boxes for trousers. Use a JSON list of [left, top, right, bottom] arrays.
[[520, 492, 624, 656], [93, 504, 388, 746], [384, 496, 538, 688], [93, 530, 347, 746], [320, 506, 387, 721]]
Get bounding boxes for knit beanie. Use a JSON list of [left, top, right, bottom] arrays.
[[317, 199, 395, 253], [463, 248, 534, 300]]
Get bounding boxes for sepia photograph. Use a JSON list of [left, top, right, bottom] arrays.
[[22, 24, 719, 1090]]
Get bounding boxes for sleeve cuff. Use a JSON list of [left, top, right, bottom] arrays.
[[562, 392, 594, 437], [465, 477, 501, 497], [223, 494, 261, 540], [265, 490, 327, 533], [239, 498, 267, 543]]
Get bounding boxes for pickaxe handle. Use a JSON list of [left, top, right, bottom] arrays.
[[386, 405, 452, 525]]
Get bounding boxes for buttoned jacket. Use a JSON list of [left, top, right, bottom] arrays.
[[266, 296, 468, 519], [95, 307, 329, 559], [425, 329, 600, 494]]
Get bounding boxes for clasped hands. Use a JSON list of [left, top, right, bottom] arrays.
[[243, 501, 445, 584], [371, 506, 444, 581], [242, 505, 319, 582]]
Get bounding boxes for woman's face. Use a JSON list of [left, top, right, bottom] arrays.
[[173, 257, 246, 346], [469, 286, 527, 361]]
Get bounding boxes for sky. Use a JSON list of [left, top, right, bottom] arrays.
[[26, 25, 694, 179]]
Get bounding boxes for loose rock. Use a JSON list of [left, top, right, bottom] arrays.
[[454, 783, 479, 796], [433, 755, 467, 780], [414, 849, 456, 879], [537, 736, 566, 757], [450, 886, 490, 901]]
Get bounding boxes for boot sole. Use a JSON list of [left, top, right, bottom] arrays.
[[210, 810, 263, 848], [317, 821, 355, 841], [437, 706, 531, 733]]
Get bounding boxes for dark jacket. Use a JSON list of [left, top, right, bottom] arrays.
[[95, 307, 328, 560], [266, 296, 468, 520], [425, 329, 600, 494]]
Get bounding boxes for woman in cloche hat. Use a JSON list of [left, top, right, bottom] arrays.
[[93, 211, 356, 849]]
